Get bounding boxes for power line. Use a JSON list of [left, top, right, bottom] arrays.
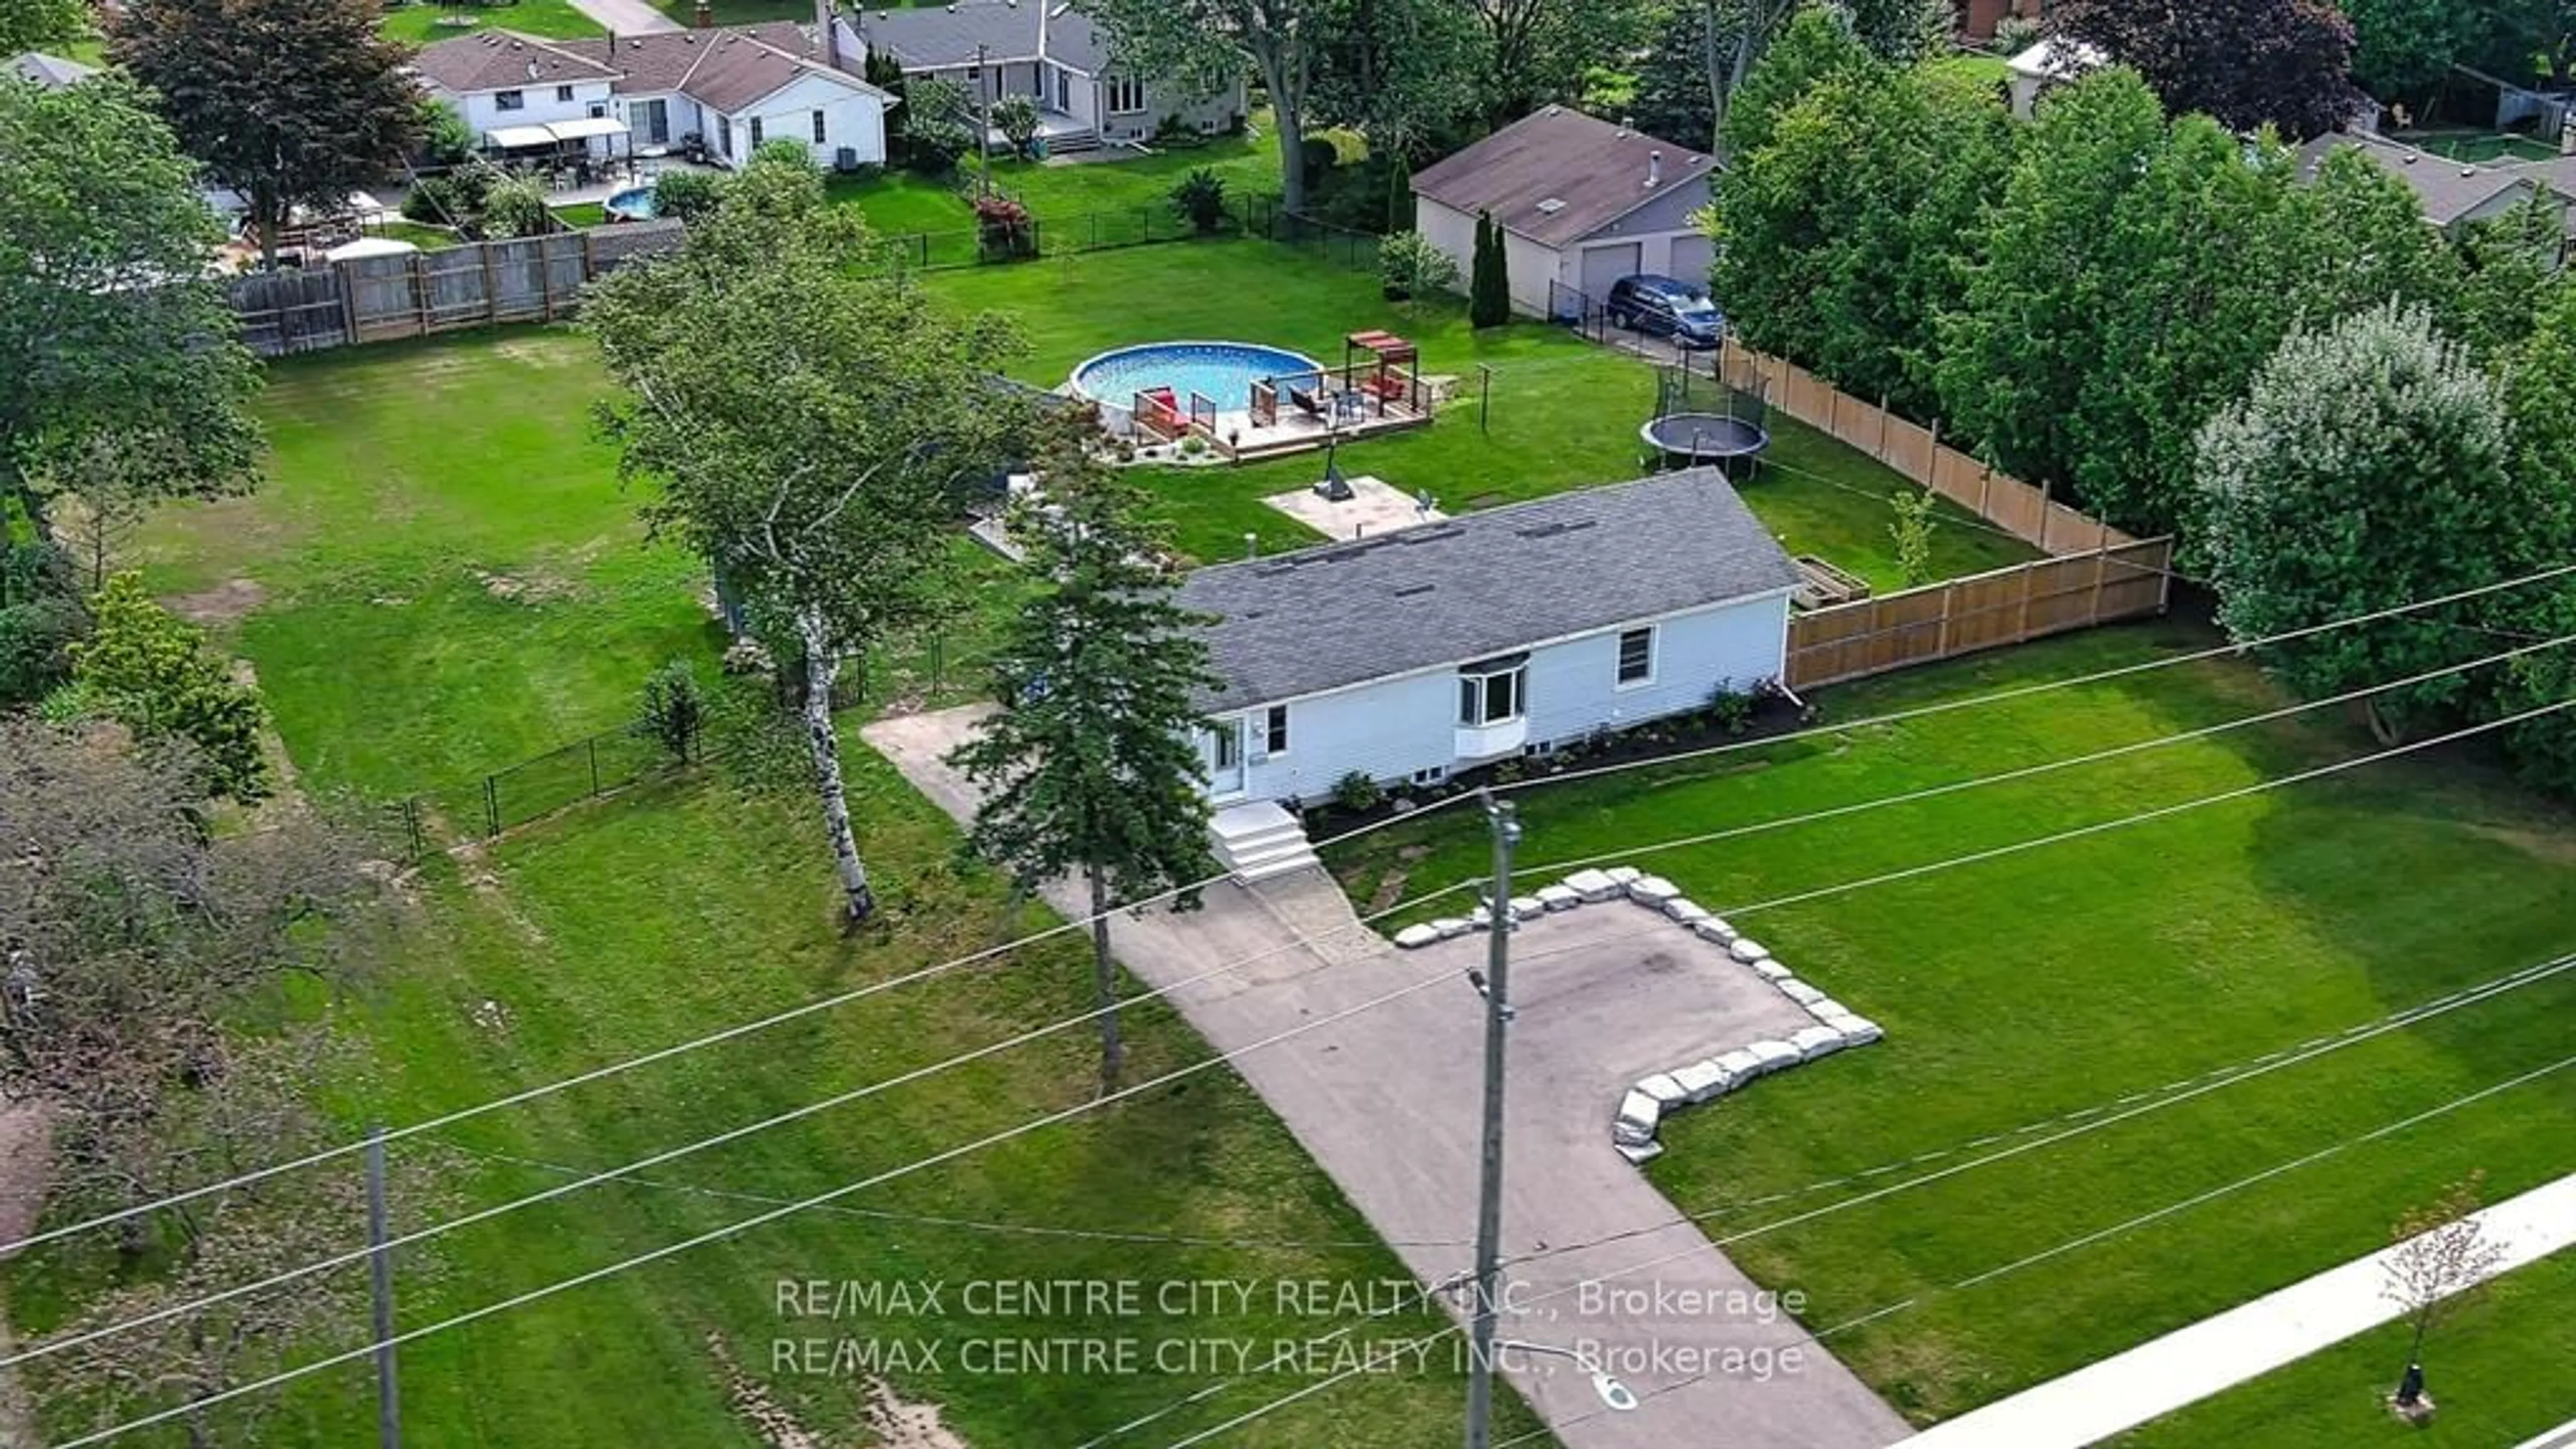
[[1489, 1051, 2576, 1448], [1086, 945, 2576, 1446], [441, 1140, 1466, 1252], [27, 642, 2557, 1371], [24, 667, 2573, 1384], [24, 557, 2554, 1266]]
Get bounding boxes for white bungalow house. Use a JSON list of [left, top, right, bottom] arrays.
[[413, 19, 892, 171], [1177, 469, 1799, 879], [1410, 107, 1719, 318], [847, 0, 1242, 154]]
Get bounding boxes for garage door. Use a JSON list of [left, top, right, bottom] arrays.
[[1667, 233, 1715, 290], [1579, 241, 1642, 303]]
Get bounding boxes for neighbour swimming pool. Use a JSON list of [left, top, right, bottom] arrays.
[[605, 185, 659, 221], [1069, 341, 1323, 410]]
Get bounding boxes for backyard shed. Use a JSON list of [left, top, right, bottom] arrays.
[[1409, 107, 1718, 317], [1175, 467, 1797, 813]]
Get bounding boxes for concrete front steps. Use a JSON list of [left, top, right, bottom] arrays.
[[1209, 801, 1321, 883]]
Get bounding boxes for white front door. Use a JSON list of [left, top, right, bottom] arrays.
[[1207, 719, 1245, 797]]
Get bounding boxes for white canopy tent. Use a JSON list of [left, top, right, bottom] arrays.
[[483, 117, 631, 154]]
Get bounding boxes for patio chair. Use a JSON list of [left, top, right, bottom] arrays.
[[1288, 385, 1324, 419]]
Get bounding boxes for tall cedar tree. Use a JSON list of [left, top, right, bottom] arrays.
[[113, 0, 424, 268], [947, 431, 1219, 1093], [2047, 0, 2357, 140], [2196, 301, 2553, 743], [0, 74, 261, 541], [2483, 282, 2576, 795], [1470, 210, 1512, 326], [586, 152, 1030, 926]]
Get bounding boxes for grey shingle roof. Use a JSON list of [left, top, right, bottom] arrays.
[[1409, 106, 1716, 249], [421, 23, 887, 113], [2294, 131, 2538, 227], [412, 30, 620, 95], [857, 1, 1042, 68], [6, 50, 97, 89], [1177, 469, 1799, 712]]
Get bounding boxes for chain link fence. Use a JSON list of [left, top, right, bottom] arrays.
[[370, 631, 1001, 859]]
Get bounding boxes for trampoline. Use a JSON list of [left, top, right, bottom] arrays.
[[1640, 413, 1770, 478]]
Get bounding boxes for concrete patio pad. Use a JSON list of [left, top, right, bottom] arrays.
[[1263, 474, 1450, 543], [861, 704, 1910, 1449]]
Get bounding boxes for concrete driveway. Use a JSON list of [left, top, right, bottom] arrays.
[[864, 706, 1909, 1448]]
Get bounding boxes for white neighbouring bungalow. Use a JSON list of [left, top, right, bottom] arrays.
[[413, 16, 894, 171], [1178, 469, 1799, 880], [1409, 106, 1719, 319], [848, 0, 1244, 154]]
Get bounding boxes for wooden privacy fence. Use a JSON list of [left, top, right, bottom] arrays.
[[1715, 339, 2135, 557], [1784, 537, 2176, 691], [226, 220, 687, 357]]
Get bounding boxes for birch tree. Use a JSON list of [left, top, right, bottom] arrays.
[[585, 152, 1030, 926]]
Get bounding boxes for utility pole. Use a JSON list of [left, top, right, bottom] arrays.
[[1462, 792, 1519, 1449], [366, 1125, 402, 1449], [975, 42, 994, 199]]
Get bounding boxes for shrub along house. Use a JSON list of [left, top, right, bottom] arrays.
[[848, 0, 1242, 155], [1177, 469, 1799, 879], [1409, 106, 1718, 318]]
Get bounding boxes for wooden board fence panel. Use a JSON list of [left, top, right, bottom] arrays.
[[1715, 337, 2143, 559], [227, 220, 685, 357], [1785, 537, 2175, 691]]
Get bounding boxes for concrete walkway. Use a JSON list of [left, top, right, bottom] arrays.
[[1904, 1173, 2576, 1448], [565, 0, 679, 33], [862, 706, 1912, 1449]]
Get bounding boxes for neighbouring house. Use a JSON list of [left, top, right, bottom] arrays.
[[1958, 0, 2043, 42], [2296, 130, 2576, 250], [1409, 106, 1719, 318], [848, 0, 1242, 154], [2004, 36, 2104, 120], [5, 50, 97, 89], [413, 17, 893, 172], [1176, 468, 1798, 852]]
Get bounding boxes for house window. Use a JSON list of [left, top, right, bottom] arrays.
[[749, 115, 764, 148], [812, 109, 827, 144], [1457, 657, 1527, 727], [555, 84, 576, 103], [1616, 626, 1654, 685], [633, 97, 669, 144], [1107, 74, 1146, 115], [1211, 724, 1242, 771], [494, 89, 526, 111], [1264, 705, 1289, 755], [588, 101, 608, 119], [716, 115, 732, 156]]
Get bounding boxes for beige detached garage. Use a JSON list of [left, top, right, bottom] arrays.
[[1409, 106, 1718, 319]]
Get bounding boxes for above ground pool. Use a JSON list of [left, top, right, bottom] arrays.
[[604, 185, 659, 222], [1070, 341, 1323, 412]]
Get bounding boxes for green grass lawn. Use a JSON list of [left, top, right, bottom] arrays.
[[376, 219, 465, 250], [828, 168, 975, 236], [921, 241, 2034, 581], [101, 322, 1555, 1448], [1327, 622, 2576, 1427], [553, 201, 608, 229], [380, 0, 602, 44], [2112, 1245, 2576, 1448]]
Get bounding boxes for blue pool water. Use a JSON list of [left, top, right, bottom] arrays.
[[606, 185, 659, 221], [1071, 341, 1323, 411]]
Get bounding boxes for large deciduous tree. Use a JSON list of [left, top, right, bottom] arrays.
[[2473, 0, 2576, 87], [2196, 302, 2555, 741], [2047, 0, 2358, 140], [0, 74, 262, 543], [2343, 0, 2481, 101], [1707, 0, 1811, 158], [947, 429, 1218, 1094], [111, 0, 424, 268], [0, 0, 86, 52], [2483, 283, 2576, 794], [1466, 0, 1648, 127], [1093, 0, 1329, 211], [1308, 0, 1486, 158], [1840, 0, 1955, 66], [586, 151, 1030, 928], [1711, 54, 2012, 419]]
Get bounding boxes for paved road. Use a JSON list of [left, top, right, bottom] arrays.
[[864, 707, 1911, 1449], [566, 0, 680, 34], [1907, 1171, 2576, 1448]]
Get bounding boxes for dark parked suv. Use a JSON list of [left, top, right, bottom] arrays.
[[1605, 274, 1725, 350]]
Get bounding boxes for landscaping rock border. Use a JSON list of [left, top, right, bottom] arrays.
[[1388, 869, 1884, 1165]]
